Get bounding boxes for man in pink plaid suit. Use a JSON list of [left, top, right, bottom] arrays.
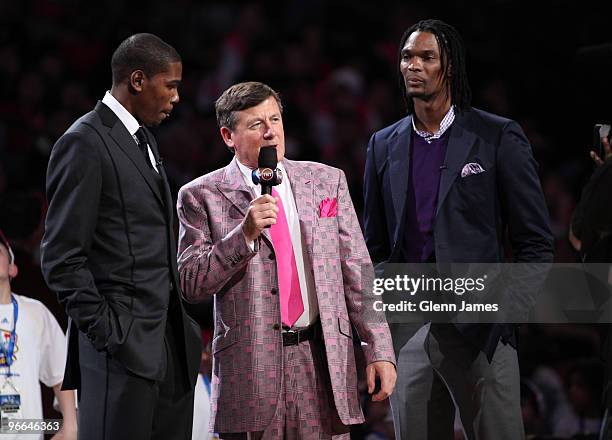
[[177, 82, 396, 439]]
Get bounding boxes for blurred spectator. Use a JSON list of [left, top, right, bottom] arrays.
[[554, 359, 603, 438], [521, 378, 549, 436], [192, 329, 214, 440]]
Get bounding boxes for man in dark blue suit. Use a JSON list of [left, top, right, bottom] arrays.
[[363, 19, 554, 439]]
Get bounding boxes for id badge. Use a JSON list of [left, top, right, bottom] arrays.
[[0, 378, 21, 424]]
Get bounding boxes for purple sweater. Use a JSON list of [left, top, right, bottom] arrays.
[[401, 130, 450, 262]]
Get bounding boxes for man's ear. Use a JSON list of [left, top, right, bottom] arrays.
[[220, 127, 234, 148], [129, 70, 146, 93], [8, 262, 17, 280]]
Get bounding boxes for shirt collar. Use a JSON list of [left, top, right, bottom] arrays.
[[236, 158, 257, 189], [412, 105, 455, 143], [102, 91, 140, 136]]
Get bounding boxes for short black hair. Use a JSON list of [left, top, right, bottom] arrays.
[[111, 33, 181, 85], [215, 81, 283, 130], [398, 19, 472, 114]]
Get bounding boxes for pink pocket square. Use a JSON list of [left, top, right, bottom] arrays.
[[461, 162, 486, 178], [319, 197, 338, 218]]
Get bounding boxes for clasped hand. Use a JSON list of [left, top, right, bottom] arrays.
[[242, 194, 279, 242]]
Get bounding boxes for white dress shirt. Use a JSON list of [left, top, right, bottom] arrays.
[[236, 159, 319, 327], [101, 91, 159, 172]]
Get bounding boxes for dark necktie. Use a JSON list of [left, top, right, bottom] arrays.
[[135, 127, 153, 169]]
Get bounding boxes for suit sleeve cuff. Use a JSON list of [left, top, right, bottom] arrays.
[[85, 307, 111, 351], [362, 344, 397, 367], [219, 223, 258, 269]]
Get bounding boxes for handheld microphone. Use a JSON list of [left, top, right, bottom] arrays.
[[251, 146, 283, 195]]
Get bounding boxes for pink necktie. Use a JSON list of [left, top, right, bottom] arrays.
[[270, 188, 304, 328]]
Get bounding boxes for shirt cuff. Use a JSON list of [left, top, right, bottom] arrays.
[[243, 230, 255, 251]]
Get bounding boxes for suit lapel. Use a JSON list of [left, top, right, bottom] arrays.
[[215, 157, 272, 242], [388, 116, 412, 243], [216, 157, 252, 213], [145, 131, 170, 207], [148, 136, 174, 222], [95, 102, 164, 206], [436, 112, 476, 215], [283, 159, 314, 252], [149, 137, 183, 290]]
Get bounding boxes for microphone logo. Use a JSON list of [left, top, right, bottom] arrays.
[[260, 168, 274, 181]]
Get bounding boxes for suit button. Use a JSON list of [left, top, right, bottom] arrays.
[[269, 253, 275, 260], [272, 323, 280, 330], [270, 288, 278, 295]]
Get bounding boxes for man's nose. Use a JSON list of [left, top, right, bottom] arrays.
[[263, 125, 275, 139], [171, 91, 180, 104], [408, 57, 422, 71]]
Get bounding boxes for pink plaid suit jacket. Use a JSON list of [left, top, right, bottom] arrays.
[[177, 157, 395, 433]]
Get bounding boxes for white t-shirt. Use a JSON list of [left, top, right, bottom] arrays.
[[0, 294, 66, 440]]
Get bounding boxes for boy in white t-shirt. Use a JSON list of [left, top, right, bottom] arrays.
[[0, 230, 76, 440]]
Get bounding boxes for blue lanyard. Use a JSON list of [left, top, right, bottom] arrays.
[[0, 296, 18, 377]]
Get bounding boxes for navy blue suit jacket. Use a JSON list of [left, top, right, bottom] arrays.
[[363, 107, 554, 358]]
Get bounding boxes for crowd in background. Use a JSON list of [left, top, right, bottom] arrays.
[[1, 1, 611, 438]]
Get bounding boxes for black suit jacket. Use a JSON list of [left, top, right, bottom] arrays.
[[41, 101, 201, 389], [363, 107, 554, 359]]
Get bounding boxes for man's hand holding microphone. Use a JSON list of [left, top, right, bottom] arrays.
[[242, 195, 278, 242], [242, 146, 283, 243]]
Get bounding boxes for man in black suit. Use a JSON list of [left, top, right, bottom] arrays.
[[363, 20, 554, 439], [41, 33, 201, 440]]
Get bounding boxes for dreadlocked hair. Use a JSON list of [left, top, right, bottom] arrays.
[[397, 19, 472, 114]]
